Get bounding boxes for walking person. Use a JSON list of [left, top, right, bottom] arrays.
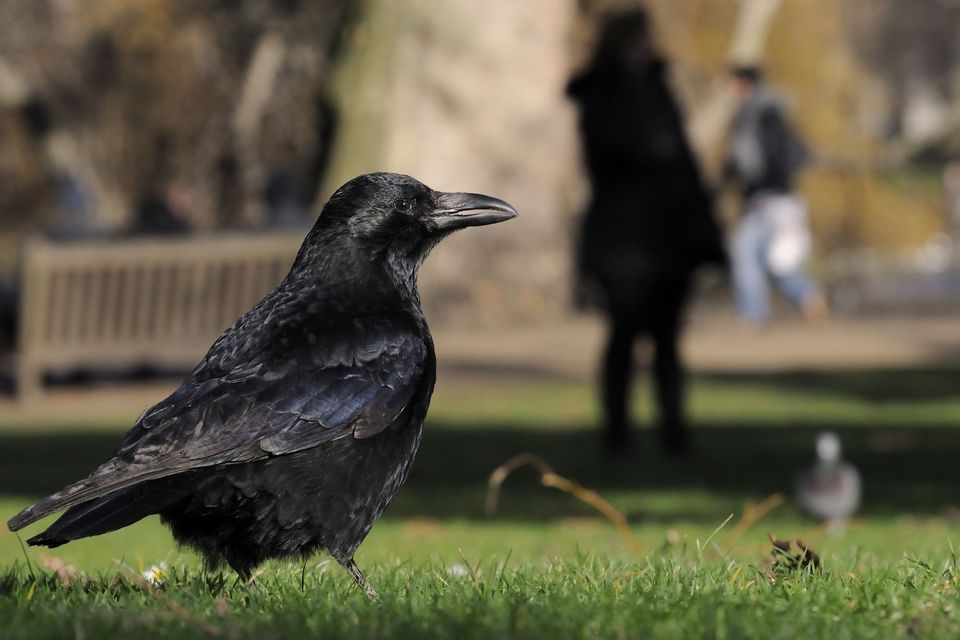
[[724, 66, 827, 326], [567, 9, 725, 454]]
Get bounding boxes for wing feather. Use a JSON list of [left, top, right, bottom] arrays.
[[8, 305, 433, 532]]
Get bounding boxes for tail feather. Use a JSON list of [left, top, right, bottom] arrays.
[[8, 460, 127, 532], [22, 479, 192, 547], [8, 461, 194, 533]]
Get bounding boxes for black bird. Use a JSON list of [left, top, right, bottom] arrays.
[[7, 172, 517, 596]]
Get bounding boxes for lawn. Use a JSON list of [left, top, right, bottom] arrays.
[[1, 368, 960, 638]]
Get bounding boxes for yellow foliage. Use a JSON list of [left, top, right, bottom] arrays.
[[644, 0, 947, 250]]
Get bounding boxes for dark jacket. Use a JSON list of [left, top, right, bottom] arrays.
[[725, 89, 809, 199], [567, 57, 725, 298]]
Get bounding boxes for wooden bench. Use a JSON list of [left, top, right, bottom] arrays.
[[13, 232, 304, 398]]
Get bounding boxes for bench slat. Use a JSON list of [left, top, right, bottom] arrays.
[[15, 232, 303, 397]]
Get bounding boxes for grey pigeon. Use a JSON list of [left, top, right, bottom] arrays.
[[794, 432, 861, 526]]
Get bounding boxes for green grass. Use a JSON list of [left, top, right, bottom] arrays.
[[2, 367, 960, 638], [5, 550, 960, 639]]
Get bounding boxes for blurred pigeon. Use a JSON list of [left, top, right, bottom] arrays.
[[794, 432, 861, 527]]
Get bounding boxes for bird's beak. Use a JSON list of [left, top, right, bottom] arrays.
[[429, 191, 518, 231]]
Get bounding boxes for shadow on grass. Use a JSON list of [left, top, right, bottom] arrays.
[[1, 367, 958, 524], [2, 424, 960, 523], [699, 367, 960, 403]]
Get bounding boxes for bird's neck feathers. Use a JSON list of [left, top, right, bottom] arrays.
[[287, 219, 433, 314]]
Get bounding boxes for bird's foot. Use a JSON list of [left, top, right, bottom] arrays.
[[343, 558, 379, 600], [229, 563, 260, 588]]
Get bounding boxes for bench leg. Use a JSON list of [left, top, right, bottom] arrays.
[[16, 358, 41, 402]]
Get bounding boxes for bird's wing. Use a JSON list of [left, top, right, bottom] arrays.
[[8, 311, 433, 531], [126, 313, 430, 460]]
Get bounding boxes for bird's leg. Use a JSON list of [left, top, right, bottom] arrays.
[[228, 561, 253, 587], [341, 558, 378, 600]]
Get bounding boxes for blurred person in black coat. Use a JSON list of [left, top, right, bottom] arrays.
[[567, 8, 724, 454]]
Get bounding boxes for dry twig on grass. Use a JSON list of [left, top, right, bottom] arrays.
[[726, 493, 784, 544], [485, 453, 640, 554]]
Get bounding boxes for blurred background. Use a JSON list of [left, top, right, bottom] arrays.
[[1, 0, 960, 569]]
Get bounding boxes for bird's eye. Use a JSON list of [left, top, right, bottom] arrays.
[[396, 198, 413, 213]]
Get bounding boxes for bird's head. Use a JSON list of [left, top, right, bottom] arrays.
[[297, 173, 517, 289], [327, 172, 516, 241], [815, 432, 841, 464]]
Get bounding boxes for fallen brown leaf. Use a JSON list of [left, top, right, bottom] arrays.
[[765, 534, 822, 578], [39, 556, 81, 587]]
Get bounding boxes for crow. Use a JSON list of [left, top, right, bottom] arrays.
[[7, 172, 517, 597]]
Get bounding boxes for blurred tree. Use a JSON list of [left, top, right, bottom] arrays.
[[325, 0, 582, 324], [1, 0, 958, 320], [846, 0, 960, 143], [0, 0, 353, 232]]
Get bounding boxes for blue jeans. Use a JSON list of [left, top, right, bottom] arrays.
[[731, 200, 818, 324]]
